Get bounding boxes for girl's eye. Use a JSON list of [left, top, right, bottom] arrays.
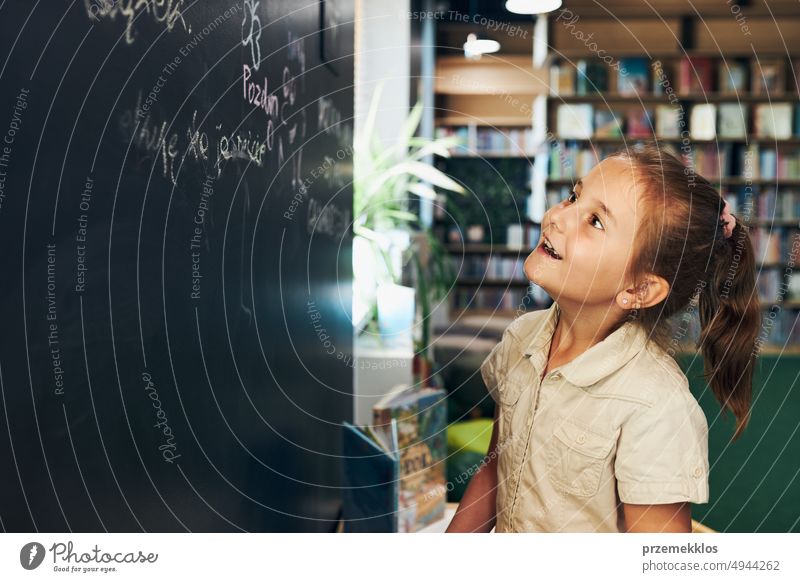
[[565, 190, 604, 230]]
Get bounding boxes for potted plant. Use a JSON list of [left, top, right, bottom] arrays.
[[354, 83, 466, 381]]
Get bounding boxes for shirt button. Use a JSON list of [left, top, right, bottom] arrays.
[[550, 371, 562, 380], [693, 466, 703, 478], [576, 433, 586, 444]]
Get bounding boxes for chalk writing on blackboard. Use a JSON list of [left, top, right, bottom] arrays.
[[119, 95, 270, 183], [242, 0, 262, 70], [307, 197, 350, 239], [84, 0, 191, 45]]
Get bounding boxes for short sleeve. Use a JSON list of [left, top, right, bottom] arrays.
[[614, 390, 710, 505], [479, 326, 518, 405]]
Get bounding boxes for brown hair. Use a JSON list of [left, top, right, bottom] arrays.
[[609, 142, 761, 442]]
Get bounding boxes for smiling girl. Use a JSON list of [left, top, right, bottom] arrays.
[[446, 142, 761, 533]]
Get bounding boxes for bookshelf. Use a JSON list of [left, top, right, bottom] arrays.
[[543, 8, 800, 350], [431, 5, 800, 352], [432, 18, 552, 320]]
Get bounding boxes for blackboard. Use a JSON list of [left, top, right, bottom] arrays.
[[0, 0, 354, 532]]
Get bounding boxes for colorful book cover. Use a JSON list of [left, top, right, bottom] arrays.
[[678, 57, 714, 95], [718, 103, 748, 138], [626, 108, 654, 138], [719, 59, 748, 94], [550, 61, 575, 96], [594, 109, 623, 137], [751, 58, 785, 95], [655, 105, 680, 138], [690, 103, 717, 140], [577, 60, 608, 95], [372, 385, 447, 532], [618, 58, 649, 96], [754, 103, 792, 139], [557, 104, 594, 139]]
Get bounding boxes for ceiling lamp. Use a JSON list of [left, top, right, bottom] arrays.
[[505, 0, 563, 14], [463, 33, 500, 59]]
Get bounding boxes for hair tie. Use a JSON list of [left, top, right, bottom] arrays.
[[720, 200, 736, 239]]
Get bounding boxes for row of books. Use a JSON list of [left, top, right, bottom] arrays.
[[555, 102, 800, 141], [550, 56, 800, 97], [758, 270, 800, 304], [546, 143, 623, 180], [749, 189, 800, 220], [676, 306, 800, 349], [750, 228, 800, 265], [434, 125, 537, 156], [451, 255, 527, 281], [547, 142, 800, 181], [451, 284, 550, 311]]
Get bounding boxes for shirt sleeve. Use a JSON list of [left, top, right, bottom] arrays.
[[479, 324, 519, 405], [614, 390, 710, 505]]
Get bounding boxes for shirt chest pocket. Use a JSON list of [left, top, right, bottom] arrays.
[[496, 378, 527, 438], [545, 417, 620, 497]]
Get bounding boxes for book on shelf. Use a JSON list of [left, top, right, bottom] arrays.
[[548, 143, 605, 180], [681, 142, 732, 178], [678, 56, 714, 95], [452, 284, 550, 312], [750, 227, 800, 265], [754, 103, 793, 139], [576, 59, 609, 95], [652, 60, 674, 96], [717, 103, 748, 139], [548, 144, 620, 180], [718, 58, 749, 95], [759, 270, 800, 304], [753, 188, 800, 219], [655, 105, 681, 138], [556, 103, 594, 139], [452, 254, 529, 281], [550, 60, 575, 96], [617, 58, 649, 96], [476, 126, 535, 155], [795, 103, 800, 137], [342, 384, 448, 533], [690, 103, 717, 140], [626, 108, 654, 138], [435, 125, 470, 154], [595, 109, 624, 138], [751, 58, 785, 95]]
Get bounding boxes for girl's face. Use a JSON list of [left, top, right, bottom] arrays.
[[524, 156, 642, 306]]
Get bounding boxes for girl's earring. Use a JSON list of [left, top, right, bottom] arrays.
[[622, 298, 628, 304]]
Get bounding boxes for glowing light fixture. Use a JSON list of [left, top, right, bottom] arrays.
[[505, 0, 563, 14], [463, 33, 500, 59]]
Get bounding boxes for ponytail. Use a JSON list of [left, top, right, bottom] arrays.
[[697, 220, 762, 442]]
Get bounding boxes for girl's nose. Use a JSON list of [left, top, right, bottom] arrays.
[[546, 200, 568, 233]]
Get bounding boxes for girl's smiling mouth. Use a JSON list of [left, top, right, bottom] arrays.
[[538, 235, 562, 260]]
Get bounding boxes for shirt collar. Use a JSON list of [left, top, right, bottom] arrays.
[[522, 301, 649, 388]]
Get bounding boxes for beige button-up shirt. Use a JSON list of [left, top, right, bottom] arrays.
[[481, 301, 710, 533]]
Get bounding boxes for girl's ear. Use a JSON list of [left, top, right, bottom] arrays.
[[619, 275, 670, 310]]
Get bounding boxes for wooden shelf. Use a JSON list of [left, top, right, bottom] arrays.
[[454, 279, 529, 288], [435, 115, 533, 127], [546, 178, 800, 187], [549, 93, 800, 103], [550, 49, 800, 60], [544, 136, 800, 145], [447, 244, 534, 254], [438, 151, 535, 159]]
